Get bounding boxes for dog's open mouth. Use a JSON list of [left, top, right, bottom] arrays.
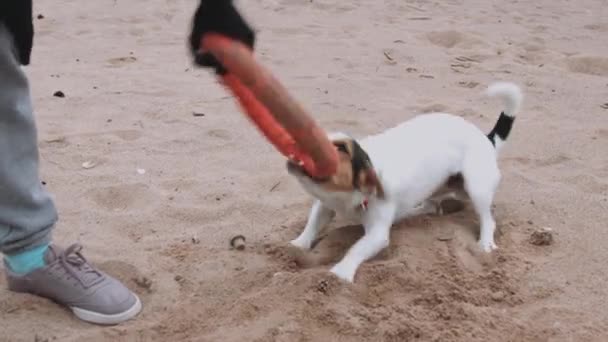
[[286, 160, 303, 175], [286, 160, 329, 182]]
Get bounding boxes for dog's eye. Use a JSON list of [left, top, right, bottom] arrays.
[[334, 142, 349, 154]]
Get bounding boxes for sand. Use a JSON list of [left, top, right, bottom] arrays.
[[1, 0, 608, 341]]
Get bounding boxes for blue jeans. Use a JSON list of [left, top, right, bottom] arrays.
[[0, 24, 57, 254]]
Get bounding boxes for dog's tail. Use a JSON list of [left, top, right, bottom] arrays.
[[485, 82, 523, 154]]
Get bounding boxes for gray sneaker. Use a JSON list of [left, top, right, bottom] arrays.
[[5, 243, 142, 325]]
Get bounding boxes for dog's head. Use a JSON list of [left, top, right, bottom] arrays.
[[286, 132, 385, 209]]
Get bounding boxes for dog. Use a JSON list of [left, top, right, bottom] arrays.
[[286, 82, 523, 283]]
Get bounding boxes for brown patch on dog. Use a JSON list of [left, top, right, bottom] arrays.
[[316, 145, 356, 192], [357, 167, 385, 199], [317, 138, 385, 198]]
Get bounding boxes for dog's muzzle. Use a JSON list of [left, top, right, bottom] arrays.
[[286, 160, 329, 182], [286, 160, 303, 175]]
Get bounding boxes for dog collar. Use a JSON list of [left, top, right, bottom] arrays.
[[359, 198, 369, 211]]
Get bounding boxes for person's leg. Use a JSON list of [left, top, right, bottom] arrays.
[[0, 23, 57, 273], [0, 24, 141, 325]]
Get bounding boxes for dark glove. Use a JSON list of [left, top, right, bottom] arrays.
[[188, 0, 255, 74], [0, 0, 34, 65]]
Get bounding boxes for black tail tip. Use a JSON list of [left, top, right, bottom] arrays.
[[487, 111, 515, 146]]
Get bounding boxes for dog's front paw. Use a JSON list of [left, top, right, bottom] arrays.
[[329, 264, 355, 283], [289, 238, 312, 251], [478, 239, 498, 253]]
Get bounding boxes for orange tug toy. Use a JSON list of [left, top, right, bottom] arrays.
[[200, 33, 338, 179]]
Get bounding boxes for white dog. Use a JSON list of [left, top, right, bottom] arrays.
[[286, 82, 523, 283]]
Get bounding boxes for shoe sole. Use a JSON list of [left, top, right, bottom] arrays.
[[71, 294, 142, 325]]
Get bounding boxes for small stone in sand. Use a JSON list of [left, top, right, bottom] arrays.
[[530, 227, 554, 246], [37, 14, 45, 20], [437, 234, 453, 242], [81, 161, 96, 169], [133, 276, 153, 292], [491, 291, 506, 302], [383, 50, 394, 61], [230, 235, 246, 250], [316, 280, 330, 294], [53, 91, 65, 98]]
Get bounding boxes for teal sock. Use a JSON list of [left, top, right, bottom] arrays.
[[4, 244, 49, 274]]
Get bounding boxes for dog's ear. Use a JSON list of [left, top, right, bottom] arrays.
[[357, 168, 385, 199], [348, 139, 385, 198], [328, 136, 385, 197]]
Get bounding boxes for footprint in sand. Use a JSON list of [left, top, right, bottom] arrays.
[[456, 108, 481, 118], [514, 39, 562, 66], [511, 154, 571, 168], [458, 81, 480, 89], [40, 136, 70, 149], [97, 260, 154, 295], [207, 129, 232, 141], [418, 104, 449, 113], [111, 129, 143, 141], [446, 225, 486, 274], [565, 56, 608, 77], [451, 55, 484, 72], [563, 174, 608, 194], [86, 183, 153, 211], [584, 23, 608, 32], [426, 30, 483, 50]]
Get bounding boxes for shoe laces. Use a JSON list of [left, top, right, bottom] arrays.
[[58, 243, 105, 288]]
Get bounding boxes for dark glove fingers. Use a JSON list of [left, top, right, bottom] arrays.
[[189, 0, 255, 72], [193, 52, 227, 75]]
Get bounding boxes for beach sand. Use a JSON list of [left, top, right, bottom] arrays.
[[1, 0, 608, 341]]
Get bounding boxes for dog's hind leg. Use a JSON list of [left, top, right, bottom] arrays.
[[462, 153, 501, 252]]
